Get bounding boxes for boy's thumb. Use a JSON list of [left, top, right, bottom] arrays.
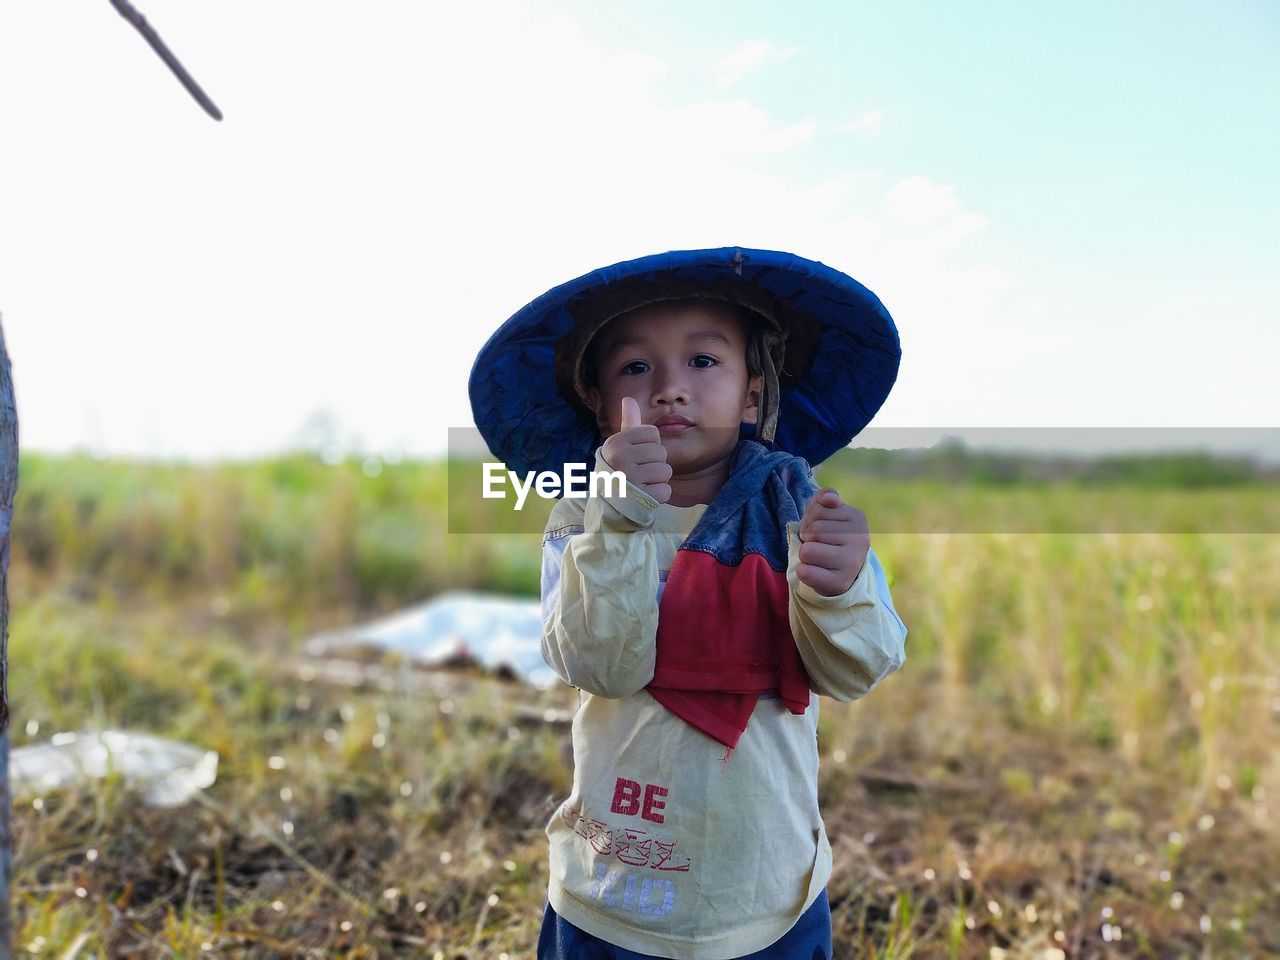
[[620, 397, 641, 431]]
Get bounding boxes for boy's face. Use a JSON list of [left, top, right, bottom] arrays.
[[586, 300, 762, 477]]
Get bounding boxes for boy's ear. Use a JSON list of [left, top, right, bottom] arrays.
[[742, 374, 763, 425]]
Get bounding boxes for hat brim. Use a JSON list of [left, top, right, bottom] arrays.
[[469, 247, 900, 475]]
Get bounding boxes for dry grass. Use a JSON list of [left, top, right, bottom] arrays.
[[7, 453, 1278, 957]]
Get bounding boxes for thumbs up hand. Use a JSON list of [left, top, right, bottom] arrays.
[[601, 397, 672, 504], [796, 487, 870, 596]]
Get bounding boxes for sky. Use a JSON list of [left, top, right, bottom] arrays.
[[1, 0, 1276, 461]]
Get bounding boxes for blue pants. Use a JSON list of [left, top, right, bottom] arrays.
[[536, 890, 832, 960]]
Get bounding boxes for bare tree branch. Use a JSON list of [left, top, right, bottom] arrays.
[[108, 0, 223, 121]]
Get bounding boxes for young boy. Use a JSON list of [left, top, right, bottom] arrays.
[[470, 247, 907, 959]]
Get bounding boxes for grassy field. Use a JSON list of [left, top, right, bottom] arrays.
[[7, 451, 1278, 958]]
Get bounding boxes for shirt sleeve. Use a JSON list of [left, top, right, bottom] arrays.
[[539, 449, 663, 699], [785, 525, 908, 702]]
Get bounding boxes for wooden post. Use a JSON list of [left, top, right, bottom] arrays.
[[0, 315, 17, 955]]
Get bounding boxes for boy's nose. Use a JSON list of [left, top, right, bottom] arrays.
[[651, 367, 689, 406]]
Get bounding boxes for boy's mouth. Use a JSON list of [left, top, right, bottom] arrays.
[[654, 414, 694, 435]]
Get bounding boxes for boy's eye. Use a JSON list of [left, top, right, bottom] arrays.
[[689, 354, 717, 368], [621, 360, 649, 375]]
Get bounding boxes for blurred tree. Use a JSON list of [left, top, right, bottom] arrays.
[[0, 318, 18, 953]]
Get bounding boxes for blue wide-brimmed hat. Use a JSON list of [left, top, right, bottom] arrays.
[[469, 246, 900, 476]]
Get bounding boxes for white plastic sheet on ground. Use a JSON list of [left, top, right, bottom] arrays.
[[305, 591, 557, 689], [11, 730, 219, 808]]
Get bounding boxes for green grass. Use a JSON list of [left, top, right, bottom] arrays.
[[7, 451, 1279, 956]]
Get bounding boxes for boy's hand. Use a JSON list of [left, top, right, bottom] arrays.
[[601, 397, 672, 504], [796, 488, 870, 596]]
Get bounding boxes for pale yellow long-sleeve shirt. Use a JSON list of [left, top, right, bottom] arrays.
[[540, 455, 907, 958]]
